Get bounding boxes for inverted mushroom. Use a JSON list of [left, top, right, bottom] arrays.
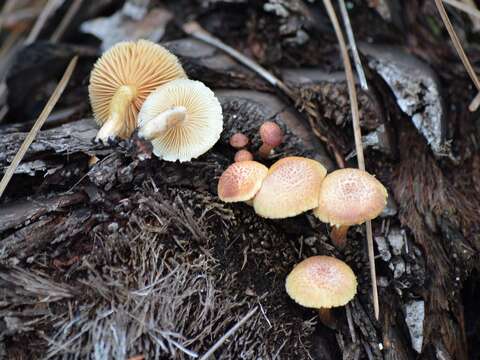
[[138, 79, 223, 162], [286, 255, 357, 327], [218, 161, 268, 203], [253, 156, 327, 219], [89, 39, 186, 142], [313, 168, 388, 249]]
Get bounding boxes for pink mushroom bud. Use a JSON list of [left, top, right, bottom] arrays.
[[258, 121, 283, 158], [229, 132, 249, 149], [234, 149, 254, 162]]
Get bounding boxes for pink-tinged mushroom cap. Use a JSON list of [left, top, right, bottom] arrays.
[[218, 161, 268, 202], [286, 256, 357, 309], [234, 149, 254, 162], [313, 168, 388, 226], [259, 121, 283, 147], [253, 156, 327, 219], [229, 133, 249, 149]]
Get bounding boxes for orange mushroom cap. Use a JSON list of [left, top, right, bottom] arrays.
[[253, 157, 327, 219], [286, 255, 357, 309], [313, 168, 388, 226], [218, 161, 268, 202]]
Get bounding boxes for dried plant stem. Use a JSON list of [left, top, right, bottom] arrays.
[[443, 0, 480, 19], [322, 0, 379, 320], [25, 0, 63, 45], [0, 56, 78, 199], [199, 306, 258, 360], [434, 0, 480, 111], [50, 0, 83, 43]]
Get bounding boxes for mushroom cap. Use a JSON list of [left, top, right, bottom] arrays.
[[89, 40, 186, 137], [260, 121, 283, 147], [286, 256, 357, 309], [313, 168, 388, 226], [218, 161, 268, 202], [253, 157, 327, 219], [230, 133, 249, 149], [138, 79, 223, 162], [234, 149, 254, 162]]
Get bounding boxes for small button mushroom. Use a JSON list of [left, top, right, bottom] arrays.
[[234, 149, 254, 162], [138, 79, 223, 162], [258, 121, 283, 158], [230, 133, 249, 149], [253, 156, 327, 219], [218, 161, 268, 205], [286, 255, 357, 328], [313, 168, 388, 249], [89, 40, 186, 142]]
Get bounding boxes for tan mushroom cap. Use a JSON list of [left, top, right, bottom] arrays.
[[253, 157, 327, 219], [313, 168, 388, 226], [218, 161, 268, 202], [138, 79, 223, 162], [286, 256, 357, 309], [89, 39, 186, 139]]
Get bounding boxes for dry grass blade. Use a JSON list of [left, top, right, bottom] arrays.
[[0, 56, 78, 199], [182, 21, 294, 98], [443, 0, 480, 19], [322, 0, 379, 320], [25, 0, 64, 45], [199, 306, 258, 360], [434, 0, 480, 111], [50, 0, 83, 43], [338, 0, 368, 90]]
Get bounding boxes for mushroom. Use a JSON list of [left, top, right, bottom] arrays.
[[89, 39, 186, 142], [313, 168, 388, 249], [218, 161, 268, 204], [138, 79, 223, 162], [258, 121, 283, 158], [286, 255, 357, 328], [253, 156, 327, 219], [234, 149, 254, 162], [230, 133, 249, 149]]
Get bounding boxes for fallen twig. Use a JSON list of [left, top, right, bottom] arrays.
[[199, 306, 258, 360], [434, 0, 480, 111], [322, 0, 380, 320], [0, 56, 78, 199]]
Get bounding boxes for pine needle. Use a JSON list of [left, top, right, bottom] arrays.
[[322, 0, 380, 320], [0, 56, 78, 200], [434, 0, 480, 111]]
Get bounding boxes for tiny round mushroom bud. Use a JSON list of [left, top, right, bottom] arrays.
[[89, 40, 186, 142], [218, 161, 268, 203], [138, 79, 223, 162], [258, 121, 283, 158], [286, 256, 357, 327], [234, 149, 254, 162], [253, 156, 327, 219], [230, 133, 249, 149], [313, 168, 388, 249]]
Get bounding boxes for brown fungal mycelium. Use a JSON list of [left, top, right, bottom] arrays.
[[253, 156, 327, 219], [89, 39, 186, 142], [138, 79, 223, 162], [218, 161, 268, 203], [313, 168, 388, 249]]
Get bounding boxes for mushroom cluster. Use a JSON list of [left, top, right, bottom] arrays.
[[89, 39, 223, 162], [217, 155, 388, 318]]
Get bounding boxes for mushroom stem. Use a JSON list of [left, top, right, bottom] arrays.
[[139, 106, 187, 141], [318, 308, 337, 329], [96, 85, 137, 141], [330, 225, 349, 249], [258, 143, 274, 158]]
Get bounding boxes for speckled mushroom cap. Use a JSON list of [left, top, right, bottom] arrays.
[[253, 157, 327, 219], [286, 256, 357, 309], [89, 39, 186, 138], [218, 161, 268, 202], [313, 168, 387, 226], [138, 79, 223, 162]]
